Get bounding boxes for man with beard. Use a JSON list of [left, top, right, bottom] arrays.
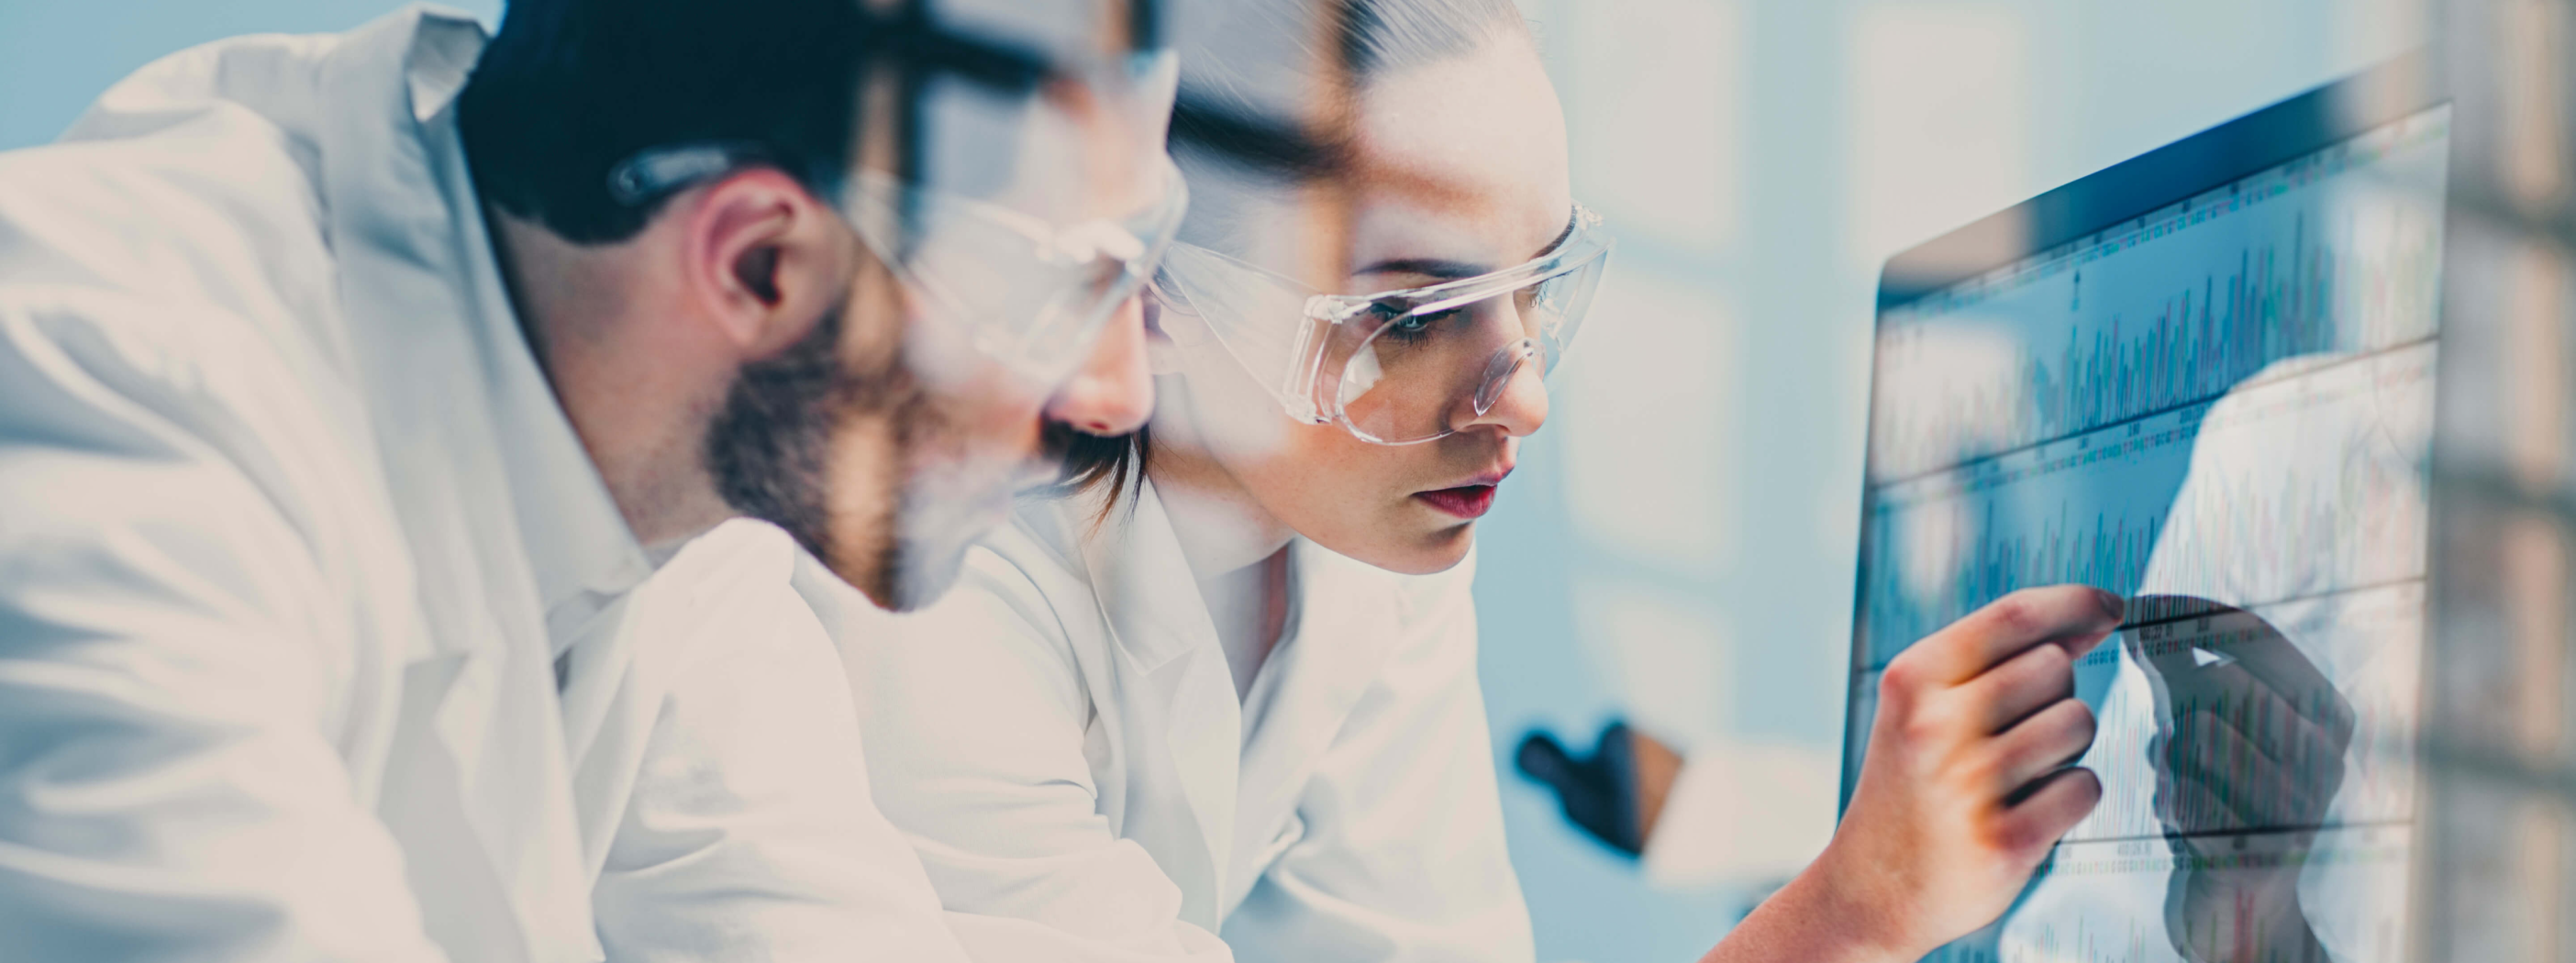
[[0, 0, 1183, 959]]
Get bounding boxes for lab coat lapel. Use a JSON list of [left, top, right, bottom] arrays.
[[1218, 540, 1402, 916], [1073, 483, 1242, 926], [315, 9, 597, 963]]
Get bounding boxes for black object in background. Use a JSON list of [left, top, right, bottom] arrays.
[[1516, 721, 1649, 857]]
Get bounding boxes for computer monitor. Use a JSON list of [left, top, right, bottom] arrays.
[[1845, 55, 2448, 962]]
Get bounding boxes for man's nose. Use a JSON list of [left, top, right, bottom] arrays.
[[1045, 294, 1156, 437]]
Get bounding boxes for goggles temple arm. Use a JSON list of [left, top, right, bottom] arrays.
[[1279, 298, 1346, 425]]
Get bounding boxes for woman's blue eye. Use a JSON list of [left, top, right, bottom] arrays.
[[1383, 309, 1460, 345]]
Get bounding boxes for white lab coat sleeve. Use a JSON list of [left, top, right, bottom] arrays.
[[847, 550, 1233, 962], [1219, 570, 1534, 963], [0, 294, 446, 961], [588, 526, 973, 963]]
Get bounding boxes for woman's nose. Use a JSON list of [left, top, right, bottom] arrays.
[[1456, 345, 1549, 437], [1045, 295, 1156, 436]]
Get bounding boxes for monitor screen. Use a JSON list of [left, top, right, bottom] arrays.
[[1846, 84, 2449, 962]]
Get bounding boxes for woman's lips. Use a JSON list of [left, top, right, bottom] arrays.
[[1414, 483, 1497, 519]]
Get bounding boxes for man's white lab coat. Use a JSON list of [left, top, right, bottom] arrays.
[[822, 480, 1534, 962], [0, 7, 965, 961]]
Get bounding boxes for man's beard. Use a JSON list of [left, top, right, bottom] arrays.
[[703, 304, 926, 608]]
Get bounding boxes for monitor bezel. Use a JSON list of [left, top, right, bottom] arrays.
[[1875, 52, 2446, 313]]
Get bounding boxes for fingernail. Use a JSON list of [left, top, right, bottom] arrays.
[[2094, 589, 2126, 621]]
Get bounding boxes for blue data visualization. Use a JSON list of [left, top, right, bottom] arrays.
[[1848, 103, 2448, 963]]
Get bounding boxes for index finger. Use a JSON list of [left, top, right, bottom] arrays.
[[1904, 586, 2125, 687]]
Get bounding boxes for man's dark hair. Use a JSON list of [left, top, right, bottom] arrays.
[[459, 0, 872, 245]]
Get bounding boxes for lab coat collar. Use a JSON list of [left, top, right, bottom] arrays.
[[1218, 538, 1406, 915], [1057, 479, 1220, 674], [1051, 481, 1243, 924], [1048, 482, 1409, 918], [418, 15, 651, 647], [465, 183, 654, 650], [312, 7, 606, 961], [328, 3, 650, 638]]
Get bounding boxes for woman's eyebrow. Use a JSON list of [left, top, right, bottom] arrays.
[[1352, 210, 1582, 281], [1355, 257, 1488, 280], [1534, 211, 1578, 260]]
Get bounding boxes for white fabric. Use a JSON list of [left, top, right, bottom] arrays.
[[0, 7, 971, 960], [1637, 744, 1838, 889], [824, 479, 1534, 963], [567, 520, 974, 963], [1160, 482, 1298, 703], [1195, 559, 1268, 701]]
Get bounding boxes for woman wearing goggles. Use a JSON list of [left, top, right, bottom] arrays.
[[1151, 202, 1610, 446], [848, 1, 1598, 959]]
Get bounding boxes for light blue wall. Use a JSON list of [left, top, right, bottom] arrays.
[[0, 2, 2429, 961], [0, 1, 501, 149]]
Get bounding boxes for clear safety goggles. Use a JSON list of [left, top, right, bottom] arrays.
[[842, 155, 1186, 389], [607, 45, 1187, 395], [1149, 204, 1613, 445]]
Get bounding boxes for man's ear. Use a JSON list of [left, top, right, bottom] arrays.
[[683, 168, 849, 359]]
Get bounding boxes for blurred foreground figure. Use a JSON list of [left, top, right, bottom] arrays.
[[0, 0, 1181, 959]]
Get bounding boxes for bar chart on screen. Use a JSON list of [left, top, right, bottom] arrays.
[[1930, 849, 2415, 963], [2061, 585, 2425, 843], [1867, 106, 2448, 485], [1857, 340, 2433, 848], [1910, 823, 2416, 963], [1849, 99, 2448, 963], [1859, 342, 2433, 667]]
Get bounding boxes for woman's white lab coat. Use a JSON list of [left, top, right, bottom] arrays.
[[0, 8, 971, 961], [832, 479, 1536, 962]]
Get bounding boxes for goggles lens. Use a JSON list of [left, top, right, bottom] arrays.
[[848, 156, 1187, 392], [604, 44, 1184, 398], [913, 48, 1179, 225], [1321, 249, 1607, 444], [1151, 204, 1612, 445]]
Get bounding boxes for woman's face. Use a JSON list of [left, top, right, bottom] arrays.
[[1169, 34, 1574, 576]]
